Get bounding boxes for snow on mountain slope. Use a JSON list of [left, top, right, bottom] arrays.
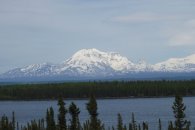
[[0, 49, 136, 78], [154, 54, 195, 72], [136, 60, 154, 72], [2, 63, 56, 78], [60, 49, 136, 73], [54, 48, 145, 76], [1, 49, 195, 80]]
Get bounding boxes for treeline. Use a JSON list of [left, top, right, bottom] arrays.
[[0, 80, 195, 100], [0, 95, 193, 130]]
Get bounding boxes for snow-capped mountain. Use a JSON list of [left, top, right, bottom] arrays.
[[59, 48, 138, 75], [0, 49, 152, 79], [2, 63, 56, 78], [1, 48, 195, 82], [154, 54, 195, 72]]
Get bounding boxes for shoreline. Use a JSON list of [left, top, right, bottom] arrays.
[[0, 95, 195, 101]]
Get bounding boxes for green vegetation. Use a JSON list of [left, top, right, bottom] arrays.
[[170, 95, 190, 130], [0, 80, 195, 100], [46, 107, 56, 130], [0, 95, 194, 130], [57, 97, 67, 130], [86, 95, 103, 130], [69, 102, 81, 130]]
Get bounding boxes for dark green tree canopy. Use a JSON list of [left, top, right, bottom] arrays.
[[172, 95, 189, 130], [69, 102, 80, 130], [58, 97, 67, 130]]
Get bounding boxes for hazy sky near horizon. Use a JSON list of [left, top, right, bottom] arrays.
[[0, 0, 195, 73]]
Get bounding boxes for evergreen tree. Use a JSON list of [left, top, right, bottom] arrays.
[[58, 97, 67, 130], [172, 95, 188, 130], [129, 123, 133, 130], [69, 102, 80, 130], [17, 122, 19, 130], [46, 109, 50, 130], [142, 122, 148, 130], [46, 107, 55, 130], [49, 107, 55, 130], [138, 124, 141, 130], [158, 119, 162, 130], [131, 113, 137, 130], [117, 113, 123, 130], [86, 95, 103, 130], [168, 121, 174, 130], [12, 111, 15, 130]]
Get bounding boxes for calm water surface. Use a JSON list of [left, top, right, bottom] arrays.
[[0, 97, 195, 129]]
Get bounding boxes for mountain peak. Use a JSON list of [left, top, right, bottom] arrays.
[[73, 48, 103, 57], [65, 48, 135, 72], [154, 53, 195, 72], [1, 50, 195, 81], [185, 54, 195, 62], [71, 48, 105, 60]]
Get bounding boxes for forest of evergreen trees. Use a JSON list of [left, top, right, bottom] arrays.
[[0, 80, 195, 100], [0, 95, 193, 130]]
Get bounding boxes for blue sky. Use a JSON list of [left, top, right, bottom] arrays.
[[0, 0, 195, 73]]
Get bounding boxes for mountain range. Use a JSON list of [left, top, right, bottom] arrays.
[[1, 48, 195, 82]]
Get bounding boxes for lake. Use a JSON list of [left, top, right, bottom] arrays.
[[0, 97, 195, 129]]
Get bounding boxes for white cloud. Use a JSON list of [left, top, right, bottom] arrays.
[[186, 19, 195, 27], [168, 19, 195, 46], [169, 32, 195, 46], [113, 12, 179, 23]]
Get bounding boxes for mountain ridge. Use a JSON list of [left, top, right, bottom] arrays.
[[1, 48, 195, 82]]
